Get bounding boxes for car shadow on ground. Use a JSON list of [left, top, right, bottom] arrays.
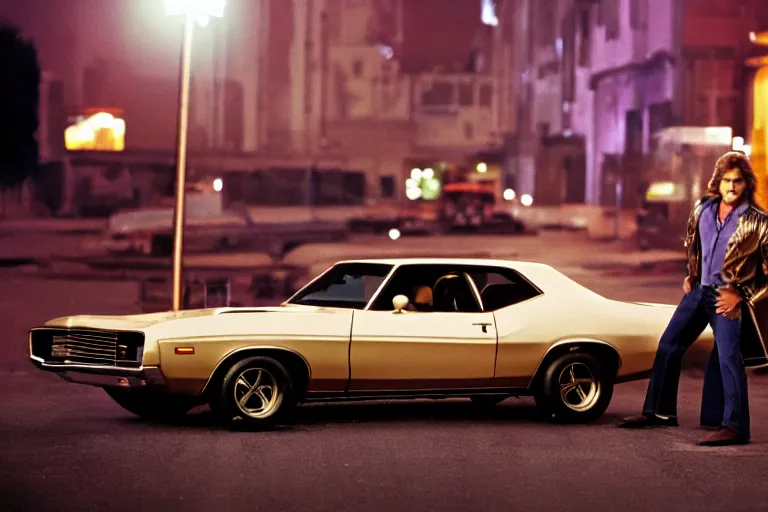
[[114, 398, 627, 432]]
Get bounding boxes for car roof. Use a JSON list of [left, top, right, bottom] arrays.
[[331, 258, 601, 300], [333, 257, 551, 271]]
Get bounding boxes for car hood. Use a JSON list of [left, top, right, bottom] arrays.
[[40, 304, 324, 331]]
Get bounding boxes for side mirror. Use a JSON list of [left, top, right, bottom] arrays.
[[392, 294, 409, 313]]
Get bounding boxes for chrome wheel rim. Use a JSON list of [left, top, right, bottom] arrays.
[[558, 362, 600, 412], [233, 367, 281, 419]]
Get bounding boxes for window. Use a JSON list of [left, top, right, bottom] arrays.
[[288, 263, 392, 309], [458, 82, 474, 106], [312, 170, 366, 206], [535, 0, 557, 47], [625, 110, 643, 155], [562, 11, 577, 102], [421, 81, 455, 106], [478, 84, 493, 107], [464, 122, 475, 139], [466, 267, 542, 311], [578, 6, 592, 67], [352, 59, 364, 78], [630, 0, 647, 29], [369, 264, 542, 312], [716, 96, 736, 128], [222, 80, 244, 151], [370, 264, 481, 313], [602, 0, 620, 41], [380, 176, 395, 198]]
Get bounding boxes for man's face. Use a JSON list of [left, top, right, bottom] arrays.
[[719, 168, 746, 205]]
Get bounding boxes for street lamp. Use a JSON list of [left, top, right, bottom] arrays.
[[164, 0, 225, 311]]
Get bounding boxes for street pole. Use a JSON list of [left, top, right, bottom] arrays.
[[171, 13, 195, 311]]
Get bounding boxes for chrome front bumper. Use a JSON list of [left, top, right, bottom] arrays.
[[30, 357, 167, 388]]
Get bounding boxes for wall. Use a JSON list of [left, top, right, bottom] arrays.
[[1, 0, 264, 154], [587, 0, 676, 205], [412, 73, 496, 149]]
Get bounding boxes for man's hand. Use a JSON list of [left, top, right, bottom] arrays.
[[683, 276, 692, 294], [716, 287, 742, 319]]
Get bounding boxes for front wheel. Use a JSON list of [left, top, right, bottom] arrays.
[[104, 387, 198, 422], [213, 356, 296, 430], [533, 353, 614, 423]]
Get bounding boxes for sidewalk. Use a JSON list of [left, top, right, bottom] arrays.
[[0, 222, 687, 277], [578, 248, 685, 273], [0, 218, 106, 234]]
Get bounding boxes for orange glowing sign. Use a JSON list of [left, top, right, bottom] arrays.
[[65, 111, 126, 151]]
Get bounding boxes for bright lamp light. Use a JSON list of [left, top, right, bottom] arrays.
[[165, 0, 225, 26]]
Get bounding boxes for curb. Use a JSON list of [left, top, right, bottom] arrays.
[[582, 258, 687, 275]]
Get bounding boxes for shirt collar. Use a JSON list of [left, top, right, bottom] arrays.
[[734, 200, 750, 217], [712, 199, 749, 218]]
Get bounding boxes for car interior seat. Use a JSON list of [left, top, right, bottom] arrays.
[[432, 274, 480, 312]]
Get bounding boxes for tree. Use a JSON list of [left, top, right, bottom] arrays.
[[0, 23, 40, 203]]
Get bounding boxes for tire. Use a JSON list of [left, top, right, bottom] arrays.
[[104, 387, 198, 422], [214, 356, 296, 430], [470, 395, 508, 407], [533, 352, 614, 423]]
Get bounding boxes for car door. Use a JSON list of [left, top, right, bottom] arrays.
[[349, 267, 497, 392]]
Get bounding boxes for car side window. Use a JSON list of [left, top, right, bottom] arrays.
[[467, 267, 542, 311], [290, 263, 392, 309], [369, 264, 482, 313]]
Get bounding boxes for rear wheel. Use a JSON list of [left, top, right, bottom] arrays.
[[104, 387, 198, 422], [213, 356, 296, 430], [534, 353, 614, 423]]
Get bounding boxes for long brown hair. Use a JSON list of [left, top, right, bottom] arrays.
[[704, 151, 757, 205]]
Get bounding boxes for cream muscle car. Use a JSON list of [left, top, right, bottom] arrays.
[[29, 258, 715, 429]]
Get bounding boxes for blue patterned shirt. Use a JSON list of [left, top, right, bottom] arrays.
[[699, 199, 749, 287]]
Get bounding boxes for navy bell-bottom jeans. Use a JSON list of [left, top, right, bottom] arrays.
[[642, 283, 750, 439]]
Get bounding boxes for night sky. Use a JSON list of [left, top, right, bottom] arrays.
[[0, 0, 485, 78]]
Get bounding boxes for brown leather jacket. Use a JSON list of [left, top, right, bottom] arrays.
[[684, 197, 768, 306]]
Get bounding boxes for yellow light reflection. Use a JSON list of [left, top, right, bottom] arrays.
[[65, 112, 126, 151], [751, 30, 768, 47], [752, 66, 768, 209]]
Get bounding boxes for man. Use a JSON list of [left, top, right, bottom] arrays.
[[405, 285, 433, 312], [618, 151, 768, 446]]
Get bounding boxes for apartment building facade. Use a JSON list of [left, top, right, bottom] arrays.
[[4, 0, 504, 214], [502, 0, 765, 208]]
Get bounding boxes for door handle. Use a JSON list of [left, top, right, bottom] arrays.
[[472, 322, 492, 333]]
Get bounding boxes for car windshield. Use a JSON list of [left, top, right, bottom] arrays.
[[287, 262, 393, 309]]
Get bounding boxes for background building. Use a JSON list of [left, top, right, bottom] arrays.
[[499, 0, 766, 209], [2, 0, 509, 217]]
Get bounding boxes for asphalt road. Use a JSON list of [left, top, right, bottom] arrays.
[[3, 367, 768, 512], [1, 233, 767, 511]]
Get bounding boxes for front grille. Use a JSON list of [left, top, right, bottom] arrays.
[[30, 328, 145, 368]]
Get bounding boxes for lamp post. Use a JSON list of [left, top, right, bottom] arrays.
[[164, 0, 225, 311]]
